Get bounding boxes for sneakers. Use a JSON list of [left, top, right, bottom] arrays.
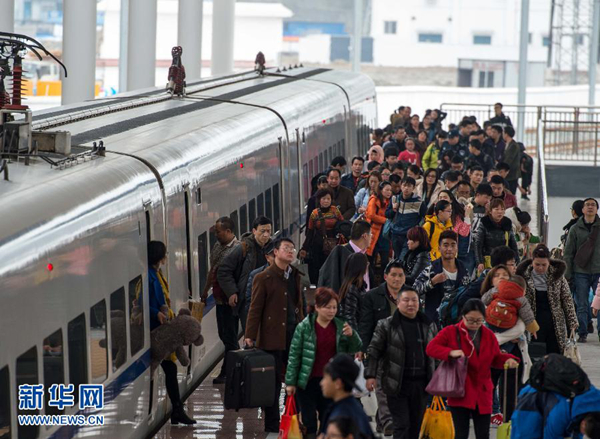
[[491, 413, 504, 427], [383, 421, 394, 437], [578, 335, 588, 343]]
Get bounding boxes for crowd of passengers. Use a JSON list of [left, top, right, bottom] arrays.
[[147, 102, 600, 439]]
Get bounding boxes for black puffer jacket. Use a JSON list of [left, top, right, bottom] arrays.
[[338, 284, 366, 331], [473, 216, 519, 265], [403, 248, 431, 286], [365, 310, 437, 395], [358, 283, 395, 351]]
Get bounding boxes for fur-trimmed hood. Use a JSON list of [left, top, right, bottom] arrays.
[[516, 258, 567, 280]]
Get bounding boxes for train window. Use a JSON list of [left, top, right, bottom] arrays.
[[128, 276, 144, 357], [239, 204, 248, 235], [110, 288, 127, 372], [319, 152, 324, 172], [302, 164, 309, 203], [249, 198, 256, 226], [43, 329, 65, 416], [68, 313, 87, 404], [257, 193, 264, 217], [0, 366, 10, 438], [341, 138, 346, 157], [196, 187, 202, 205], [17, 346, 38, 438], [198, 232, 208, 294], [90, 300, 108, 383], [329, 146, 333, 162], [230, 210, 239, 236], [265, 189, 273, 223], [273, 184, 281, 233], [308, 159, 314, 181], [324, 149, 328, 167]]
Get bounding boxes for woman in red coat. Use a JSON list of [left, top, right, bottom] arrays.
[[426, 299, 519, 439]]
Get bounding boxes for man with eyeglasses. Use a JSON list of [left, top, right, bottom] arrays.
[[358, 260, 407, 436], [564, 197, 600, 343], [245, 237, 305, 432], [365, 288, 438, 439]]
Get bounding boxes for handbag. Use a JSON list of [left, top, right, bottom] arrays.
[[279, 395, 302, 439], [425, 327, 469, 398], [419, 396, 455, 439], [574, 226, 600, 268], [188, 299, 205, 323], [563, 329, 582, 366]]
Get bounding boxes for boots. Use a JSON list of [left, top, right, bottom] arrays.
[[171, 404, 196, 425]]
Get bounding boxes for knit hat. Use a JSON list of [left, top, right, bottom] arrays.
[[497, 279, 525, 299]]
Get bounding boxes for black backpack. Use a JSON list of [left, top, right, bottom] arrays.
[[529, 353, 590, 398]]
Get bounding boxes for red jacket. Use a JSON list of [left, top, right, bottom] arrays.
[[426, 321, 517, 414]]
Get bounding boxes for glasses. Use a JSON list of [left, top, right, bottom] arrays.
[[279, 246, 297, 253], [464, 317, 485, 325]]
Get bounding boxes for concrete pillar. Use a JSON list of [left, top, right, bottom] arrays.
[[127, 0, 157, 90], [0, 0, 14, 33], [517, 0, 530, 141], [211, 0, 235, 76], [62, 0, 97, 105], [178, 0, 203, 80], [351, 0, 362, 72]]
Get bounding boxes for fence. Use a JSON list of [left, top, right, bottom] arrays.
[[439, 103, 600, 164]]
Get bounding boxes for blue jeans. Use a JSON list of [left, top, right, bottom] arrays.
[[392, 233, 408, 260], [573, 272, 600, 337]]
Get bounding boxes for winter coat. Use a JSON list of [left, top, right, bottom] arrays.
[[385, 193, 426, 236], [504, 139, 522, 182], [422, 142, 441, 171], [564, 215, 600, 278], [511, 385, 600, 439], [403, 248, 431, 286], [366, 195, 390, 255], [415, 180, 445, 209], [244, 264, 269, 318], [467, 152, 495, 175], [341, 172, 361, 193], [517, 259, 578, 353], [318, 243, 374, 293], [365, 310, 438, 395], [245, 264, 305, 351], [331, 185, 357, 220], [426, 321, 517, 414], [423, 214, 453, 261], [218, 232, 268, 316], [481, 287, 539, 334], [414, 258, 471, 322], [285, 313, 362, 389], [473, 216, 519, 266], [358, 283, 397, 351], [339, 284, 367, 331]]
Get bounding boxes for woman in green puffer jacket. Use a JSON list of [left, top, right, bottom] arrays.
[[285, 287, 362, 438]]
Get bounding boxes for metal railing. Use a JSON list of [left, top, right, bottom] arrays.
[[536, 120, 550, 246], [440, 102, 600, 165]]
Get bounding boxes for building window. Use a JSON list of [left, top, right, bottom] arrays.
[[543, 36, 550, 47], [418, 33, 443, 43], [384, 21, 397, 34], [473, 35, 492, 45]]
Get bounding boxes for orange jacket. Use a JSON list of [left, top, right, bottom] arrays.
[[366, 195, 390, 256]]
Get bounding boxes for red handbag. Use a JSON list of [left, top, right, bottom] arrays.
[[425, 327, 469, 398]]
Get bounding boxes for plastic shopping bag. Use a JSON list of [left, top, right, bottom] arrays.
[[353, 359, 368, 398], [279, 395, 302, 439], [419, 396, 455, 439]]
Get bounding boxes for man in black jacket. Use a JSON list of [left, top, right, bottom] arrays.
[[359, 260, 406, 435], [318, 220, 372, 292], [328, 168, 356, 220], [365, 288, 438, 439]]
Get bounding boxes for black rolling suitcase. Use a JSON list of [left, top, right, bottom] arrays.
[[224, 348, 276, 411]]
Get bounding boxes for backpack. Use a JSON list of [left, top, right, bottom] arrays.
[[485, 297, 520, 329], [438, 285, 469, 328], [529, 353, 590, 398]]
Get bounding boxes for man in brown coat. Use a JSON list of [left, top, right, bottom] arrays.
[[328, 168, 356, 220], [245, 237, 305, 432]]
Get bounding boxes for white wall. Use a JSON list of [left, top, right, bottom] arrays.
[[298, 34, 331, 64], [376, 84, 600, 127], [371, 0, 551, 67]]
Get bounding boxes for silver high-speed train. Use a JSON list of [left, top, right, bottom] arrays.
[[0, 66, 377, 439]]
